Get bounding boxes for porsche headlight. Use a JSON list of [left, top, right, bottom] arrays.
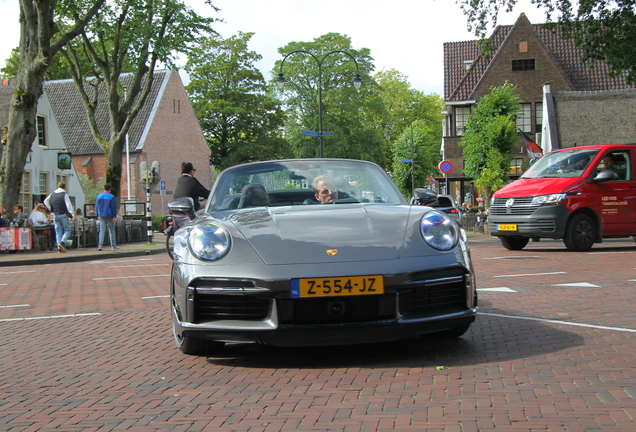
[[420, 211, 459, 251], [188, 222, 231, 261], [531, 193, 566, 205]]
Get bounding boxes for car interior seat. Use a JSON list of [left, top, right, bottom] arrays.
[[238, 184, 271, 208]]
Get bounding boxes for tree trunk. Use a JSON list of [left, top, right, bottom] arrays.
[[106, 137, 125, 205], [0, 0, 105, 212]]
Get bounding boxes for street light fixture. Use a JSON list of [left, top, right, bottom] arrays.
[[385, 116, 415, 192], [276, 50, 362, 158]]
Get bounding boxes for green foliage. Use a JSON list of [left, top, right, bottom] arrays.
[[186, 32, 291, 171], [273, 33, 386, 166], [390, 120, 442, 196], [460, 82, 520, 201], [152, 214, 163, 232], [459, 0, 636, 84], [56, 0, 218, 200], [375, 69, 444, 166], [78, 173, 105, 203]]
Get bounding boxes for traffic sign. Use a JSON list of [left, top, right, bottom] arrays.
[[400, 159, 413, 163], [439, 160, 453, 174], [300, 129, 320, 137], [322, 132, 334, 136], [160, 180, 166, 191]]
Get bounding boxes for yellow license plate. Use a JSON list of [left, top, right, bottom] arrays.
[[291, 275, 384, 298], [497, 224, 518, 231]]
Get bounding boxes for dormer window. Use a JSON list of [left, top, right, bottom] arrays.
[[512, 59, 535, 71]]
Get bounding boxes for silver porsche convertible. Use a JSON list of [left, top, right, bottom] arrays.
[[167, 159, 477, 355]]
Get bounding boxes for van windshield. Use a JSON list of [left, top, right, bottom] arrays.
[[521, 149, 600, 179]]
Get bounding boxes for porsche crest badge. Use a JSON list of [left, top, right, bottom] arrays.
[[326, 249, 337, 256]]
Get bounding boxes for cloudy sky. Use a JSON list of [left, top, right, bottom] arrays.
[[0, 0, 547, 96]]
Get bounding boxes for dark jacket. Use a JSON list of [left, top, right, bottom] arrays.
[[174, 175, 210, 211]]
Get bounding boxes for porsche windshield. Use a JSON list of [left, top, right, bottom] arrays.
[[521, 149, 599, 179], [209, 159, 406, 211]]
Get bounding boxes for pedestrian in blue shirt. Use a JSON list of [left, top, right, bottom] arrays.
[[95, 184, 120, 251]]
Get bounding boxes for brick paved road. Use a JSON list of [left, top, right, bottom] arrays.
[[1, 236, 635, 431]]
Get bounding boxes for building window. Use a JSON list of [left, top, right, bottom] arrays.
[[512, 59, 535, 71], [56, 174, 68, 189], [535, 102, 543, 133], [39, 172, 49, 195], [454, 106, 471, 136], [516, 103, 532, 132], [509, 158, 524, 175], [20, 171, 32, 209], [37, 116, 47, 147]]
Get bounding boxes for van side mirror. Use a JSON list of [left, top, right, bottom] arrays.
[[168, 197, 196, 220], [591, 170, 616, 183]]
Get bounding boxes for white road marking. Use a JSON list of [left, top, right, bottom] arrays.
[[477, 287, 517, 292], [93, 274, 169, 281], [0, 312, 101, 322], [481, 312, 636, 333], [0, 270, 37, 275], [553, 282, 600, 287], [141, 295, 170, 299], [588, 251, 636, 255], [0, 304, 29, 309], [484, 256, 540, 260], [494, 272, 566, 278], [88, 258, 155, 264], [107, 264, 169, 268]]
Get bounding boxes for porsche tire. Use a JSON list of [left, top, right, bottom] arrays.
[[173, 324, 224, 355], [499, 236, 529, 250]]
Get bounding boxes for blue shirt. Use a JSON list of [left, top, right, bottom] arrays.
[[95, 192, 118, 218]]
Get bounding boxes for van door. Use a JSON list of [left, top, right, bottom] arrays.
[[590, 149, 636, 235]]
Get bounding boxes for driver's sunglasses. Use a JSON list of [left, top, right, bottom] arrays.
[[319, 189, 334, 195]]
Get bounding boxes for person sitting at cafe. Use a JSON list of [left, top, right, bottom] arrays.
[[12, 204, 27, 227], [0, 204, 9, 227], [29, 204, 51, 227]]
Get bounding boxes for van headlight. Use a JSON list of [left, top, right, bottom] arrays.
[[188, 223, 231, 261], [420, 211, 459, 251], [531, 193, 566, 205]]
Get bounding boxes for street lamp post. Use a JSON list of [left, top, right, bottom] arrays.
[[385, 117, 415, 192], [276, 50, 362, 158]]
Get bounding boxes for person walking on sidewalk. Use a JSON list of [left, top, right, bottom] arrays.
[[95, 183, 120, 251], [44, 182, 74, 253]]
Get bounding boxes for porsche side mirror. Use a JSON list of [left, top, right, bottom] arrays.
[[412, 188, 438, 206], [168, 197, 196, 220]]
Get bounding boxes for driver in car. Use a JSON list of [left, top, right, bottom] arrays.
[[312, 175, 339, 203]]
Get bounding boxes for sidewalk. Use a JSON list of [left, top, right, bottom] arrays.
[[1, 231, 498, 267], [0, 232, 168, 267]]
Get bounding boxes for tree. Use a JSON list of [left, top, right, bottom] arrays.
[[0, 0, 105, 217], [274, 33, 386, 166], [390, 120, 443, 196], [58, 0, 217, 202], [185, 32, 291, 171], [459, 0, 636, 83], [460, 82, 520, 202], [375, 69, 444, 176]]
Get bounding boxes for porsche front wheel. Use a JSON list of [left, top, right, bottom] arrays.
[[173, 323, 225, 355]]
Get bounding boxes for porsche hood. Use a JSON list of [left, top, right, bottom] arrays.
[[226, 205, 411, 265]]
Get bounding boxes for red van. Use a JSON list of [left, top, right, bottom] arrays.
[[488, 144, 636, 251]]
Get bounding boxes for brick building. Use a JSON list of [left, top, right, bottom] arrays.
[[442, 13, 635, 206], [44, 69, 210, 216]]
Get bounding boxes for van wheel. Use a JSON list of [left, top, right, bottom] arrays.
[[500, 236, 529, 250], [563, 214, 595, 251]]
